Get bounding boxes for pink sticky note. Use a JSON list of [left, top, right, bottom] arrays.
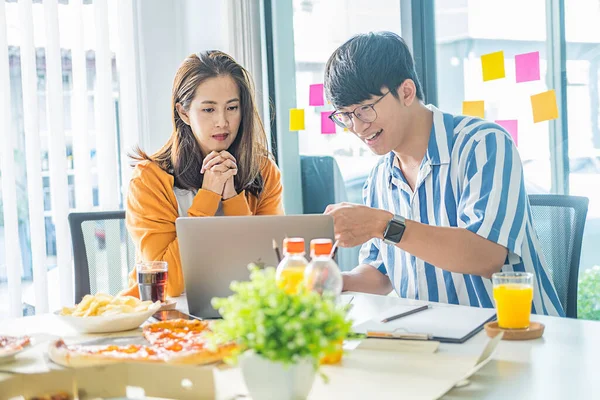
[[321, 112, 336, 134], [309, 84, 324, 106], [515, 51, 540, 83], [495, 119, 518, 146]]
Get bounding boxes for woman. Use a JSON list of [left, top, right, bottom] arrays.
[[122, 51, 283, 298]]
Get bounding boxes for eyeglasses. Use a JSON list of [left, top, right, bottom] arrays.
[[329, 91, 390, 129]]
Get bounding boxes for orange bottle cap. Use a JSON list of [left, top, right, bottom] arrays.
[[310, 239, 333, 256], [283, 237, 305, 254]]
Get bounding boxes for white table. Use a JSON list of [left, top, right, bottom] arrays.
[[1, 292, 599, 399], [343, 292, 600, 399]]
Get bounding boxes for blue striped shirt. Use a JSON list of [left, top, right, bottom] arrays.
[[359, 105, 564, 317]]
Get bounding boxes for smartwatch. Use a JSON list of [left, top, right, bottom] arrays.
[[383, 214, 406, 246]]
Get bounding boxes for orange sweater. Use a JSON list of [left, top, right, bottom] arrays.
[[121, 157, 284, 298]]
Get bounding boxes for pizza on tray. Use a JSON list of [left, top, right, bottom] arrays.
[[0, 335, 31, 356], [48, 319, 236, 367]]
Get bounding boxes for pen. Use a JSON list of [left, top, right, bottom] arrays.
[[381, 304, 430, 323], [366, 331, 432, 340], [272, 239, 282, 263], [330, 239, 339, 258]]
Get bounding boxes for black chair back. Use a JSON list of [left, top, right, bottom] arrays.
[[529, 194, 589, 318], [68, 211, 135, 303]]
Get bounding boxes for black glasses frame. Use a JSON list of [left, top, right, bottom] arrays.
[[328, 91, 391, 129]]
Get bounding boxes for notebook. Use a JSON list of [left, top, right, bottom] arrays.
[[353, 303, 496, 343]]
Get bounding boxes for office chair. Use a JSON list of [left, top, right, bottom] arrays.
[[68, 211, 135, 304], [529, 194, 589, 318]]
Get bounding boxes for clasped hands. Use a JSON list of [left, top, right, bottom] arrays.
[[201, 150, 238, 200]]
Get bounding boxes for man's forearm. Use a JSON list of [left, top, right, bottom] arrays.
[[371, 211, 507, 279], [342, 264, 393, 295]]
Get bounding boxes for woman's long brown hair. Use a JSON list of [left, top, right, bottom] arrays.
[[132, 51, 269, 197]]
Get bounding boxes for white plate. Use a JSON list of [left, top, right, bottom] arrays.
[[54, 303, 161, 334]]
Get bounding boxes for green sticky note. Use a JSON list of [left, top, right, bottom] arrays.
[[481, 51, 506, 81], [289, 109, 305, 131], [462, 100, 485, 119]]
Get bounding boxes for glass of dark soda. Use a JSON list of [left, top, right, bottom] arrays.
[[137, 261, 168, 303]]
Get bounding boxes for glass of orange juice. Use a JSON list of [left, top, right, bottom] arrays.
[[492, 272, 534, 329]]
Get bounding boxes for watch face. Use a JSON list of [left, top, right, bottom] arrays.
[[385, 218, 405, 243]]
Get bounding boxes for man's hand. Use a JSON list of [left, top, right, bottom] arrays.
[[324, 202, 392, 248]]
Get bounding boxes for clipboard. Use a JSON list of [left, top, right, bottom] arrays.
[[354, 303, 497, 344]]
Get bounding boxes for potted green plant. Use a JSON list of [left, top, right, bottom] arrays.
[[210, 265, 352, 400]]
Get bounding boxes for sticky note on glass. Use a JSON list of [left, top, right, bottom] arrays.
[[515, 51, 540, 83], [481, 51, 506, 81], [495, 119, 518, 146], [289, 109, 305, 131], [321, 112, 336, 134], [462, 100, 485, 118], [531, 90, 558, 123], [309, 84, 324, 106]]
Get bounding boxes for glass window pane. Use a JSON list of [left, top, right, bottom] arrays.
[[435, 0, 551, 193], [292, 0, 401, 196], [1, 0, 125, 318], [565, 1, 600, 283]]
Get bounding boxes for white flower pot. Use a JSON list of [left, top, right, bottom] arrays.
[[239, 351, 317, 400]]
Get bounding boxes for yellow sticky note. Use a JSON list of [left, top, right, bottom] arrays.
[[481, 51, 506, 81], [289, 109, 305, 131], [531, 90, 558, 123], [462, 100, 485, 119]]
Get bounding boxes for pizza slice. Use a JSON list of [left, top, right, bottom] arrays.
[[142, 319, 213, 349], [48, 320, 236, 368], [48, 339, 165, 367], [0, 335, 31, 356]]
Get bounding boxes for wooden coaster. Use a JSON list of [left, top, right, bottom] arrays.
[[159, 299, 177, 311], [484, 321, 544, 340]]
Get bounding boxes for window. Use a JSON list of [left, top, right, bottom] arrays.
[[0, 0, 136, 318], [292, 0, 402, 204], [565, 0, 600, 275], [433, 0, 600, 318], [435, 0, 551, 192]]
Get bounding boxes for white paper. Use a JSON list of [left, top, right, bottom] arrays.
[[353, 303, 496, 341], [340, 294, 355, 308]]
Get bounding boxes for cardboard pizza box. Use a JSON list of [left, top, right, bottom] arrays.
[[0, 363, 215, 400], [0, 369, 74, 399]]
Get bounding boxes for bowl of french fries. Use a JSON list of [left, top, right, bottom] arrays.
[[55, 293, 162, 333]]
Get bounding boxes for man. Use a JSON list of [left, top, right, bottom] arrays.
[[324, 31, 563, 316]]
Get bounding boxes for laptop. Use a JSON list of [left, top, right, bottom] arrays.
[[176, 214, 334, 318]]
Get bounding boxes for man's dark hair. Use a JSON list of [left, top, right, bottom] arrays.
[[324, 31, 424, 109]]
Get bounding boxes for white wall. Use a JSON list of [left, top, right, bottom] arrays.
[[135, 0, 230, 153]]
